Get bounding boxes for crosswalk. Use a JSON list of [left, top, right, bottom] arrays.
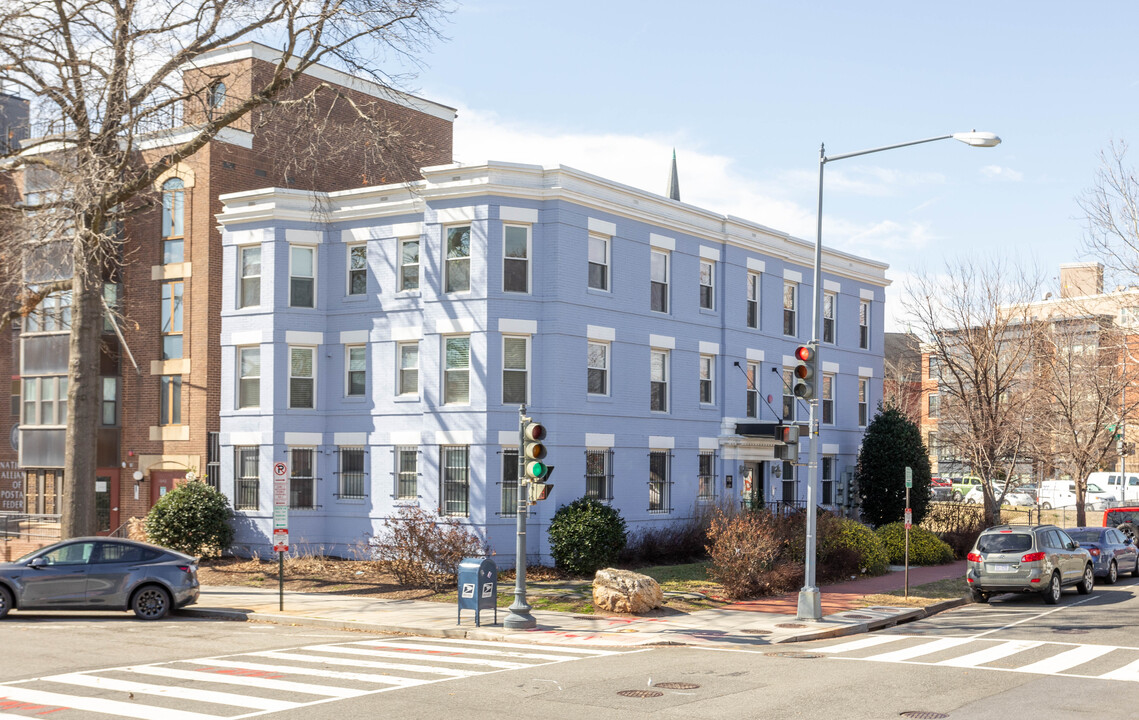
[[0, 636, 629, 719], [811, 633, 1139, 682]]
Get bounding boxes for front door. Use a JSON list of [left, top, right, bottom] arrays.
[[95, 471, 120, 535], [150, 470, 184, 507], [742, 462, 763, 509]]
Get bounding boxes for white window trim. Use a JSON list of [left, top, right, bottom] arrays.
[[346, 243, 367, 296], [859, 299, 871, 349], [502, 223, 531, 294], [239, 246, 261, 309], [699, 354, 715, 405], [745, 361, 759, 418], [747, 271, 760, 329], [345, 344, 367, 397], [823, 290, 837, 344], [442, 334, 471, 406], [822, 372, 835, 425], [650, 249, 670, 314], [289, 244, 317, 309], [783, 280, 797, 337], [858, 377, 869, 427], [399, 237, 420, 292], [287, 446, 317, 509], [444, 224, 472, 295], [288, 345, 316, 410], [237, 346, 260, 410], [587, 340, 610, 396], [396, 341, 420, 397], [650, 349, 670, 413], [588, 232, 610, 292], [21, 375, 68, 428], [501, 334, 531, 405], [699, 259, 715, 310]]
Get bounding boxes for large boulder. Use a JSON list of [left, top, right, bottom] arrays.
[[592, 568, 664, 614]]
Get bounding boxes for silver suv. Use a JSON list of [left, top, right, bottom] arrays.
[[967, 524, 1093, 604]]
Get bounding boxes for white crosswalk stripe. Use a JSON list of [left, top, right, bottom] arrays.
[[0, 636, 631, 719]]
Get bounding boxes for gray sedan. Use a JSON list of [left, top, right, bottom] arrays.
[[1065, 526, 1139, 584], [0, 538, 199, 620]]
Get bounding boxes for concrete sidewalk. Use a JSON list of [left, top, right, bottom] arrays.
[[184, 562, 968, 649]]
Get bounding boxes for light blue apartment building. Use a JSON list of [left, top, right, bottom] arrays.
[[215, 161, 889, 559]]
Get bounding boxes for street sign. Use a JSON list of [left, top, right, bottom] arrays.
[[905, 466, 913, 488], [273, 528, 289, 552], [904, 508, 912, 529], [273, 459, 289, 552]]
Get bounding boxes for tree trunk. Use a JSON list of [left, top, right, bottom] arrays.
[[60, 245, 103, 539]]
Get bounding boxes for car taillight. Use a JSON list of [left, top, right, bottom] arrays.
[[178, 565, 193, 573], [1021, 552, 1046, 562], [967, 552, 982, 562], [1088, 547, 1101, 557]]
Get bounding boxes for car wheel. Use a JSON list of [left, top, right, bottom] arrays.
[[952, 491, 962, 502], [0, 585, 11, 619], [1041, 502, 1052, 510], [1043, 572, 1062, 604], [1119, 523, 1136, 541], [1107, 561, 1118, 584], [1077, 565, 1095, 595], [131, 586, 171, 620], [970, 588, 988, 603]]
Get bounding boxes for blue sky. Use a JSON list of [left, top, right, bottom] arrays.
[[401, 2, 1139, 330]]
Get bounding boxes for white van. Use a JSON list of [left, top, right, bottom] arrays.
[[1038, 480, 1114, 511], [1086, 472, 1139, 503]]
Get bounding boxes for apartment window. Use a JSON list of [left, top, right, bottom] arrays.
[[238, 347, 260, 409], [503, 225, 529, 293], [398, 342, 419, 396], [822, 373, 835, 425], [859, 299, 871, 349], [239, 246, 261, 308], [440, 445, 470, 517], [746, 362, 759, 418], [928, 431, 939, 459], [928, 393, 940, 419], [160, 375, 181, 425], [698, 450, 717, 501], [587, 341, 609, 395], [289, 347, 315, 409], [289, 447, 316, 509], [161, 178, 184, 265], [782, 460, 796, 503], [782, 368, 795, 422], [823, 291, 836, 344], [501, 449, 518, 517], [103, 283, 121, 333], [650, 350, 669, 412], [395, 446, 418, 499], [648, 450, 671, 514], [502, 336, 528, 404], [928, 356, 940, 380], [445, 225, 471, 293], [24, 292, 70, 333], [746, 272, 760, 329], [783, 281, 797, 336], [444, 336, 470, 404], [22, 376, 67, 426], [650, 250, 669, 313], [588, 234, 609, 290], [10, 379, 17, 417], [207, 432, 220, 491], [699, 260, 714, 309], [699, 355, 714, 404], [161, 281, 183, 360], [290, 245, 315, 308], [346, 345, 366, 397], [858, 377, 868, 427], [347, 244, 367, 296], [821, 456, 834, 505], [101, 377, 117, 425], [585, 449, 613, 501], [399, 238, 419, 291], [234, 447, 259, 510]]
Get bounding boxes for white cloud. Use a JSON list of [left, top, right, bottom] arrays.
[[980, 165, 1024, 181]]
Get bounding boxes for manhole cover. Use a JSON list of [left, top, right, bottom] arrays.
[[843, 614, 873, 619], [764, 651, 824, 659], [1053, 628, 1089, 635], [899, 712, 949, 719], [653, 682, 700, 690], [775, 623, 807, 629], [741, 628, 772, 635], [617, 690, 664, 698]]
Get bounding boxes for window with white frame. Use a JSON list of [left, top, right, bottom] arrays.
[[338, 447, 366, 499], [698, 450, 717, 501], [858, 377, 869, 427], [399, 237, 419, 291], [928, 393, 940, 419], [782, 368, 795, 422], [782, 460, 796, 503], [587, 341, 608, 395], [823, 291, 836, 344], [588, 234, 609, 290], [445, 226, 471, 293], [161, 178, 185, 264], [648, 450, 671, 513], [101, 377, 117, 425], [502, 336, 529, 404], [161, 281, 183, 360], [394, 446, 418, 499], [650, 350, 669, 412], [500, 448, 519, 516], [821, 456, 834, 505], [699, 355, 714, 404], [290, 245, 315, 308], [346, 345, 366, 397], [239, 246, 261, 308], [699, 260, 714, 309], [160, 375, 181, 425], [746, 362, 759, 418], [783, 281, 797, 336], [746, 272, 760, 328], [440, 445, 470, 517], [289, 346, 315, 409], [444, 336, 470, 404], [347, 244, 367, 296], [23, 292, 70, 334], [585, 449, 613, 501], [650, 250, 669, 313], [397, 342, 419, 396], [859, 299, 871, 349], [503, 224, 529, 293], [238, 347, 260, 409], [822, 373, 835, 424], [234, 446, 259, 510], [289, 447, 316, 509], [22, 376, 67, 426]]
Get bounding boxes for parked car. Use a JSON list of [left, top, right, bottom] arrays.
[[1064, 526, 1139, 584], [0, 538, 199, 620], [1038, 480, 1114, 511], [963, 486, 1035, 507], [950, 476, 983, 501], [966, 524, 1094, 604], [1087, 472, 1139, 503], [1101, 507, 1139, 540], [930, 477, 951, 488]]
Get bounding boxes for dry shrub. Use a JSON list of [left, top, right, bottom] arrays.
[[369, 505, 486, 592], [127, 516, 148, 542], [618, 507, 714, 566], [705, 508, 796, 599], [922, 502, 987, 559]]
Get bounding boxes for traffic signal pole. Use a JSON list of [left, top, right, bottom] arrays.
[[504, 404, 537, 630]]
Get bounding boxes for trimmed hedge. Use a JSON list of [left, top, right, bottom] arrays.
[[875, 522, 955, 566], [828, 518, 890, 576], [547, 498, 628, 576], [144, 480, 233, 558]]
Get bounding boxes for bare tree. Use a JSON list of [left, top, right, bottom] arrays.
[[0, 0, 449, 537], [1081, 140, 1139, 285], [882, 332, 923, 427], [904, 257, 1044, 525]]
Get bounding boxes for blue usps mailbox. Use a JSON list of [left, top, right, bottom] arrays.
[[457, 557, 498, 626]]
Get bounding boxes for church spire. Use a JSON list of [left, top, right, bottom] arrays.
[[666, 149, 680, 201]]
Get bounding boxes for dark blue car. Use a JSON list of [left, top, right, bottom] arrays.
[[1065, 527, 1139, 584]]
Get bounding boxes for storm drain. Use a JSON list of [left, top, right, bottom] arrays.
[[899, 712, 949, 719], [765, 651, 824, 659], [775, 622, 808, 629], [618, 690, 664, 698], [654, 682, 700, 690]]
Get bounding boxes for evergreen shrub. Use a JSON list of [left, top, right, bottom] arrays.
[[144, 480, 234, 558], [547, 498, 628, 576]]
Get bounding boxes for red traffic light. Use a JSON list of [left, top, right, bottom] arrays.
[[795, 345, 813, 362], [523, 422, 546, 441]]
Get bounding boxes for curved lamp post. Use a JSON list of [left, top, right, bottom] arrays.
[[797, 130, 1001, 621]]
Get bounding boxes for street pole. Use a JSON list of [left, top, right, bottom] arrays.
[[504, 404, 536, 629], [1122, 350, 1128, 504]]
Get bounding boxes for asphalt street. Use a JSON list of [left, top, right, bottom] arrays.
[[4, 577, 1139, 720]]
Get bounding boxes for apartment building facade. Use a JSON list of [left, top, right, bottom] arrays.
[[215, 161, 890, 558]]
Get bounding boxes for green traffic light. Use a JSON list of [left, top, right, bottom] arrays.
[[526, 460, 546, 478]]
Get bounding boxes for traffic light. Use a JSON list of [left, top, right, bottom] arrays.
[[522, 420, 549, 480], [792, 344, 816, 399], [778, 425, 800, 443]]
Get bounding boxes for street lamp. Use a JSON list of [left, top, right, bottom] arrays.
[[797, 130, 1001, 621]]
